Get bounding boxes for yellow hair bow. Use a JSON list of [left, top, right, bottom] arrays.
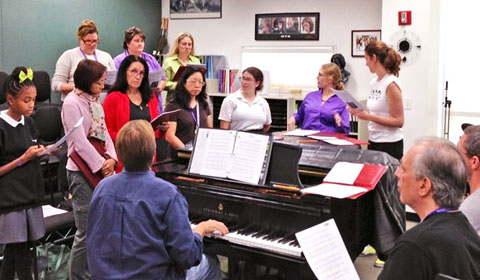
[[19, 68, 33, 83]]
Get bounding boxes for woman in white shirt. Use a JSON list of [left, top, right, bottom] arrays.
[[51, 19, 115, 101], [349, 40, 404, 160], [218, 67, 272, 132]]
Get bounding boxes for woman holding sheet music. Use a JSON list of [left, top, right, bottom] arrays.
[[104, 55, 161, 172], [163, 33, 201, 97], [348, 40, 404, 160], [61, 60, 117, 280], [218, 67, 272, 132], [52, 19, 115, 101], [287, 63, 350, 134], [164, 66, 212, 152]]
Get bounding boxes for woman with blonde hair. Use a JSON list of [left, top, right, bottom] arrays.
[[162, 32, 200, 96], [288, 63, 350, 134], [52, 19, 115, 101]]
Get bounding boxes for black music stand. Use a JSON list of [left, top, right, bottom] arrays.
[[266, 142, 303, 188]]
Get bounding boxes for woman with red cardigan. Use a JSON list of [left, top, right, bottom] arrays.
[[103, 55, 161, 172]]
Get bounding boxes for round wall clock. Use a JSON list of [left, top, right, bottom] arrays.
[[390, 29, 421, 65]]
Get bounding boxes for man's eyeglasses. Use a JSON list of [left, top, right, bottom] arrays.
[[128, 70, 145, 77], [82, 39, 99, 45]]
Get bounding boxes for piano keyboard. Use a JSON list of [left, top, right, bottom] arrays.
[[190, 222, 303, 258]]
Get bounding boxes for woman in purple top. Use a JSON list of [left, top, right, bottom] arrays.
[[288, 63, 350, 134], [113, 26, 166, 112]]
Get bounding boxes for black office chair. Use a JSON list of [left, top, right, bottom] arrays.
[[32, 105, 63, 145], [32, 105, 65, 205], [32, 71, 52, 108], [0, 71, 8, 109]]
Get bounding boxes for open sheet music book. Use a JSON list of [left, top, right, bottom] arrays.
[[188, 128, 273, 185], [301, 161, 387, 199]]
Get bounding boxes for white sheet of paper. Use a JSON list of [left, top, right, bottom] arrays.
[[283, 129, 319, 137], [324, 162, 364, 185], [149, 70, 165, 88], [42, 205, 68, 218], [296, 219, 360, 280], [227, 132, 270, 185], [189, 129, 236, 178], [307, 135, 337, 141], [323, 139, 354, 146], [301, 183, 367, 199], [40, 117, 83, 156], [105, 70, 117, 86]]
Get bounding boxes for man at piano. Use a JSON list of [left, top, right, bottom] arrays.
[[379, 137, 480, 280], [86, 120, 228, 279]]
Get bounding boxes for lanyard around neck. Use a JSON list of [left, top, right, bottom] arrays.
[[424, 207, 451, 221], [190, 103, 200, 129], [80, 48, 98, 62]]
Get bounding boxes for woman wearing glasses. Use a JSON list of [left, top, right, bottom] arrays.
[[52, 19, 115, 101], [113, 26, 166, 112], [103, 55, 160, 172], [162, 33, 200, 97], [218, 67, 271, 132], [164, 66, 212, 151]]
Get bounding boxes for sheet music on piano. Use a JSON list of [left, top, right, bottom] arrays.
[[296, 219, 359, 280], [188, 128, 273, 185]]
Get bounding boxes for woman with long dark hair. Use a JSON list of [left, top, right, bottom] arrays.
[[164, 66, 212, 150], [103, 55, 160, 172]]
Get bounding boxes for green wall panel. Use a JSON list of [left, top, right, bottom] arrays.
[[0, 0, 162, 102]]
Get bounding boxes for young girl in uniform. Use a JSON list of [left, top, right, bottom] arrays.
[[0, 67, 47, 280]]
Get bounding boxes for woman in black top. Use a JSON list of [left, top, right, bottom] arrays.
[[0, 67, 47, 280], [165, 66, 212, 150]]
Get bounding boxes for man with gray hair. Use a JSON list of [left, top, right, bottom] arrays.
[[379, 137, 480, 280], [458, 125, 480, 235]]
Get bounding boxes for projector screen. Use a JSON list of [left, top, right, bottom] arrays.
[[241, 46, 336, 91]]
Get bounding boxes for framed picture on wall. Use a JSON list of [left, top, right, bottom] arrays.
[[170, 0, 222, 19], [351, 30, 382, 57], [255, 13, 320, 41]]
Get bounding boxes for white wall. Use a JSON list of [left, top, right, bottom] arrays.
[[162, 0, 382, 101], [381, 0, 441, 150]]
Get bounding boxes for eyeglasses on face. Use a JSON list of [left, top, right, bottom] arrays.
[[82, 39, 99, 45], [186, 80, 205, 86], [127, 70, 145, 77], [240, 77, 255, 82]]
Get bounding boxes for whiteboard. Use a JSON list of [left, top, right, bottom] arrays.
[[241, 46, 336, 91]]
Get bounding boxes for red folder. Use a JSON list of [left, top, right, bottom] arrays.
[[172, 64, 207, 81], [323, 163, 387, 199], [69, 138, 106, 189]]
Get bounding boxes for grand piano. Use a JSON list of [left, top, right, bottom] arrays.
[[153, 136, 405, 279]]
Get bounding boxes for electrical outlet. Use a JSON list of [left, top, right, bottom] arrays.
[[404, 97, 412, 110]]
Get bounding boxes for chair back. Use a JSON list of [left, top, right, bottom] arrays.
[[33, 71, 51, 103], [0, 71, 8, 104], [32, 105, 63, 144]]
